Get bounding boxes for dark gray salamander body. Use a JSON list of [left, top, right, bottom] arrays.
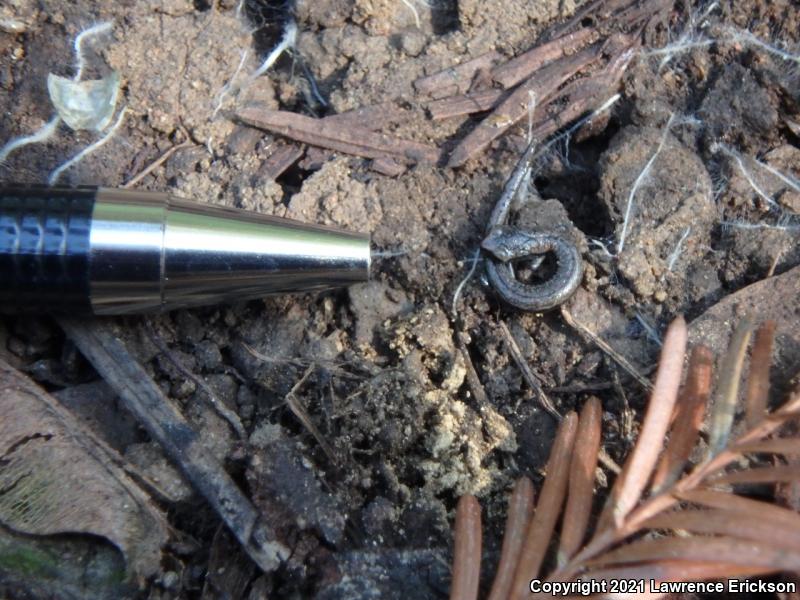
[[482, 227, 583, 312]]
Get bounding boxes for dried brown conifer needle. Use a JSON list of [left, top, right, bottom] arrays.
[[710, 464, 800, 485], [588, 536, 800, 572], [707, 317, 755, 458], [600, 316, 687, 530], [642, 508, 800, 553], [735, 438, 800, 455], [414, 51, 502, 99], [237, 107, 440, 164], [678, 489, 800, 531], [487, 477, 535, 600], [446, 320, 800, 597], [582, 561, 776, 587], [510, 412, 579, 600], [558, 397, 602, 565], [650, 345, 713, 493], [429, 89, 506, 120], [450, 495, 482, 600], [744, 320, 776, 428], [665, 385, 800, 491]]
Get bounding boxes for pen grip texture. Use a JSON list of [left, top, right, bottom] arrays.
[[0, 187, 96, 313]]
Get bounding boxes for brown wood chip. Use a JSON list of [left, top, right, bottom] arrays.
[[323, 102, 414, 131], [448, 44, 602, 167], [491, 27, 596, 89], [428, 89, 507, 120], [238, 106, 440, 165], [529, 46, 633, 142], [259, 143, 305, 181], [414, 51, 502, 99], [371, 156, 407, 176]]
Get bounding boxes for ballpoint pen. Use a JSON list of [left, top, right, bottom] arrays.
[[0, 185, 371, 314]]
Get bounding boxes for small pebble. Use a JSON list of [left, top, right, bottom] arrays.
[[0, 18, 28, 34], [194, 339, 222, 370], [160, 570, 179, 590], [401, 30, 426, 57], [172, 378, 197, 399]]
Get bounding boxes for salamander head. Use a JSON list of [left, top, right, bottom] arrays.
[[482, 226, 536, 262]]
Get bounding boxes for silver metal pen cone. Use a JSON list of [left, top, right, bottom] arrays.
[[89, 189, 370, 314]]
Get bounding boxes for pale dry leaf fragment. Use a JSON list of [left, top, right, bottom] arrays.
[[48, 106, 128, 184], [0, 357, 167, 579], [47, 71, 121, 131]]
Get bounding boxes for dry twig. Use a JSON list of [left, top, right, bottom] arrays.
[[59, 318, 289, 573], [324, 102, 414, 131], [447, 45, 603, 167], [498, 321, 561, 420], [434, 0, 654, 166], [414, 52, 502, 99], [123, 128, 194, 188], [259, 143, 305, 181], [284, 365, 339, 465], [491, 28, 597, 89], [238, 106, 439, 165], [428, 89, 507, 121], [560, 305, 652, 391]]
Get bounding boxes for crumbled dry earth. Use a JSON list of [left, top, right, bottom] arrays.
[[1, 0, 799, 598]]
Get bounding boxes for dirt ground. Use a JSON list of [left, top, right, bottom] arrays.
[[1, 0, 799, 598]]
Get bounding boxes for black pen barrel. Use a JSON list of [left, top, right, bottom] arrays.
[[0, 186, 371, 315]]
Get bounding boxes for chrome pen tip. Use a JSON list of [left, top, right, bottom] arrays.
[[89, 189, 371, 314]]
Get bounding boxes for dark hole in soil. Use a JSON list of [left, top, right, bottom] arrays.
[[512, 252, 557, 285], [431, 0, 460, 35], [533, 175, 550, 188], [274, 162, 311, 204], [534, 122, 619, 238], [244, 0, 296, 57], [194, 0, 212, 10]]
